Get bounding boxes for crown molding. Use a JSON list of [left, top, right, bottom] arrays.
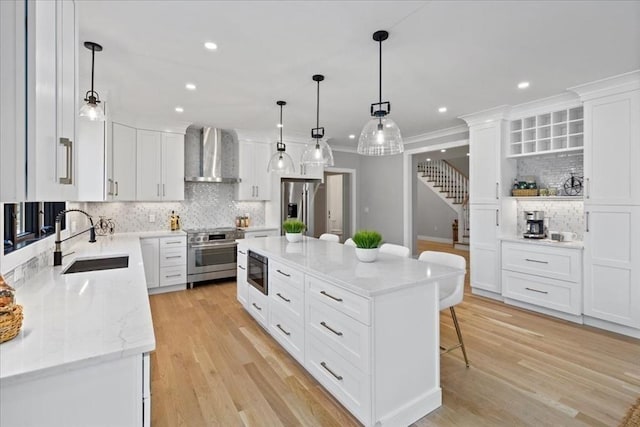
[[331, 145, 358, 154], [459, 105, 511, 127], [569, 69, 640, 101], [403, 125, 469, 145], [508, 91, 581, 119]]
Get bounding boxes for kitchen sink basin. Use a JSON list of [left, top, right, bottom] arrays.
[[63, 255, 129, 274]]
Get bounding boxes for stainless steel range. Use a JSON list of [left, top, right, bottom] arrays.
[[185, 227, 245, 288]]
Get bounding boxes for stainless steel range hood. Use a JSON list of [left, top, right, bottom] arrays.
[[184, 127, 240, 183]]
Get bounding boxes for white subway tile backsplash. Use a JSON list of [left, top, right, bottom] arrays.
[[517, 152, 584, 196]]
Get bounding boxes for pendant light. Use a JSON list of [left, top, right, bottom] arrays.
[[301, 74, 334, 167], [357, 30, 403, 156], [79, 41, 106, 121], [267, 101, 296, 174]]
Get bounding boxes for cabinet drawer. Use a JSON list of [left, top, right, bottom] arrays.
[[269, 307, 304, 364], [160, 246, 186, 267], [270, 278, 303, 320], [502, 270, 581, 315], [307, 297, 370, 373], [248, 285, 269, 329], [244, 230, 279, 238], [306, 339, 371, 425], [502, 242, 581, 283], [306, 275, 370, 325], [159, 236, 186, 249], [270, 259, 304, 289], [159, 265, 186, 286], [237, 246, 248, 266]]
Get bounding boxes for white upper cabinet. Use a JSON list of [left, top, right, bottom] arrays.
[[109, 123, 137, 201], [136, 129, 184, 201], [27, 0, 78, 201], [236, 141, 271, 201]]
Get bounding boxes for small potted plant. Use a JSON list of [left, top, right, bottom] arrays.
[[282, 219, 306, 243], [352, 230, 382, 262]]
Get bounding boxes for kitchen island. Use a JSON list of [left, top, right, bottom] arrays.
[[236, 236, 465, 427]]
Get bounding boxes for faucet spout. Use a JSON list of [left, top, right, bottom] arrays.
[[54, 209, 96, 266]]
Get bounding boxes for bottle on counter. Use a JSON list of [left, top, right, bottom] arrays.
[[176, 215, 181, 230], [170, 211, 178, 231], [245, 213, 250, 228]]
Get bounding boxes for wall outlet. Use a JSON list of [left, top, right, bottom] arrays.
[[149, 214, 156, 223]]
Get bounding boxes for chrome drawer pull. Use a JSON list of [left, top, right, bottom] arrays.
[[277, 269, 291, 277], [238, 250, 246, 255], [320, 321, 343, 336], [525, 258, 548, 264], [276, 293, 291, 303], [320, 290, 343, 302], [165, 274, 181, 278], [252, 302, 262, 311], [238, 265, 246, 270], [165, 255, 182, 259], [165, 241, 182, 245], [525, 287, 548, 294], [320, 361, 343, 381], [276, 324, 291, 336]]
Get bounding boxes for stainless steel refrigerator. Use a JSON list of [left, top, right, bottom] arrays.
[[281, 178, 321, 237]]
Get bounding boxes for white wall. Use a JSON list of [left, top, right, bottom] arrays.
[[415, 181, 458, 240]]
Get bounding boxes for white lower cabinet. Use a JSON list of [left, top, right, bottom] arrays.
[[243, 228, 280, 239], [236, 246, 248, 308], [502, 241, 582, 317], [140, 235, 186, 293], [248, 284, 269, 329], [470, 205, 501, 296]]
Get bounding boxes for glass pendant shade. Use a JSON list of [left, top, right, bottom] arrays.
[[267, 150, 295, 174], [301, 139, 334, 167], [79, 101, 105, 121], [357, 116, 403, 156]]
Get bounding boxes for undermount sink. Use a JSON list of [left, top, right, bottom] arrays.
[[63, 255, 129, 274]]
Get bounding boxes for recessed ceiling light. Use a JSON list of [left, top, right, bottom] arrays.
[[349, 134, 355, 139], [175, 106, 184, 113], [518, 81, 530, 89], [426, 158, 431, 162], [185, 83, 196, 90], [204, 41, 218, 50], [466, 152, 470, 156], [277, 123, 283, 128], [438, 107, 447, 113], [440, 149, 446, 153]]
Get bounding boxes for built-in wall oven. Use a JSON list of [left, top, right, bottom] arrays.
[[186, 228, 244, 288], [247, 250, 268, 295]]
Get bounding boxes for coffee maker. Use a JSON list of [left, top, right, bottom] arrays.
[[524, 211, 545, 239]]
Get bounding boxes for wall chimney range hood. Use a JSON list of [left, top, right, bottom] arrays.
[[185, 127, 240, 183]]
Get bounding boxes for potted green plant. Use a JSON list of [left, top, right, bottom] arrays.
[[282, 219, 306, 243], [352, 230, 382, 262]]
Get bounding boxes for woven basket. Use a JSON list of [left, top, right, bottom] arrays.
[[0, 304, 23, 344], [512, 189, 538, 197]]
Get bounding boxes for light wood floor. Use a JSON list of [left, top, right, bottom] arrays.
[[149, 241, 640, 426]]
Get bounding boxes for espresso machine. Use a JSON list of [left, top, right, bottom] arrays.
[[524, 211, 546, 239]]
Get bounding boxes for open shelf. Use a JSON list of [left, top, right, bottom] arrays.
[[507, 196, 584, 201]]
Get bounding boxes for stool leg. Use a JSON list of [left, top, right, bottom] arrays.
[[450, 306, 469, 367]]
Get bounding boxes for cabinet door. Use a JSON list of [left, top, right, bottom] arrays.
[[583, 206, 640, 328], [469, 205, 501, 294], [140, 238, 160, 289], [237, 247, 248, 307], [236, 141, 256, 200], [161, 132, 184, 200], [136, 130, 162, 201], [253, 143, 272, 200], [112, 123, 137, 201], [583, 90, 640, 205], [469, 123, 501, 204]]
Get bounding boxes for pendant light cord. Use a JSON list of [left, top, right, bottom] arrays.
[[316, 79, 320, 131], [378, 37, 382, 111], [90, 45, 95, 94], [279, 103, 283, 144]]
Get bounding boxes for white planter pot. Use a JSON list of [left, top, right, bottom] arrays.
[[355, 247, 378, 263], [285, 232, 303, 243]]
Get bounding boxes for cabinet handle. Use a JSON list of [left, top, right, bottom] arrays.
[[157, 184, 160, 197], [238, 265, 246, 270], [495, 182, 499, 199], [320, 361, 343, 381], [525, 287, 548, 295], [256, 186, 259, 198], [585, 212, 590, 232], [165, 274, 181, 278], [107, 178, 113, 196], [276, 292, 290, 302], [163, 183, 166, 197], [252, 186, 255, 197], [239, 250, 247, 255], [495, 209, 499, 227], [115, 181, 119, 197], [525, 258, 548, 264], [276, 324, 291, 336], [255, 235, 268, 238], [585, 178, 590, 199], [165, 255, 182, 259], [59, 138, 73, 184], [165, 241, 182, 245], [277, 269, 291, 278], [320, 321, 343, 336], [252, 302, 262, 311], [320, 290, 343, 302]]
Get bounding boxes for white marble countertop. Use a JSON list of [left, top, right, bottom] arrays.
[[237, 236, 464, 297], [500, 236, 584, 249], [0, 232, 161, 385]]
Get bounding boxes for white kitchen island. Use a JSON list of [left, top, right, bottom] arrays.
[[236, 236, 465, 427]]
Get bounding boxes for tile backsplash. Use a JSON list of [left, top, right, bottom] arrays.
[[517, 200, 584, 240], [71, 182, 265, 232], [517, 152, 584, 195]]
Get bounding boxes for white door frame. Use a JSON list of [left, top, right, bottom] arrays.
[[326, 167, 357, 236], [402, 139, 469, 252]]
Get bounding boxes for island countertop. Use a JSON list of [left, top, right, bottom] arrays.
[[237, 236, 464, 297], [0, 231, 181, 385]]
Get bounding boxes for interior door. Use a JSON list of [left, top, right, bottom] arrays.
[[326, 174, 343, 238]]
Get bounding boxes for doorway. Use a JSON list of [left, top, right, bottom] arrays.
[[313, 170, 354, 241]]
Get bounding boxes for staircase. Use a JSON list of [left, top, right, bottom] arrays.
[[417, 160, 470, 246]]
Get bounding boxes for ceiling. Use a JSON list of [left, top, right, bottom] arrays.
[[78, 1, 640, 148]]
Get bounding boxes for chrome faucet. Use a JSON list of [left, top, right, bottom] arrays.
[[53, 209, 97, 266]]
